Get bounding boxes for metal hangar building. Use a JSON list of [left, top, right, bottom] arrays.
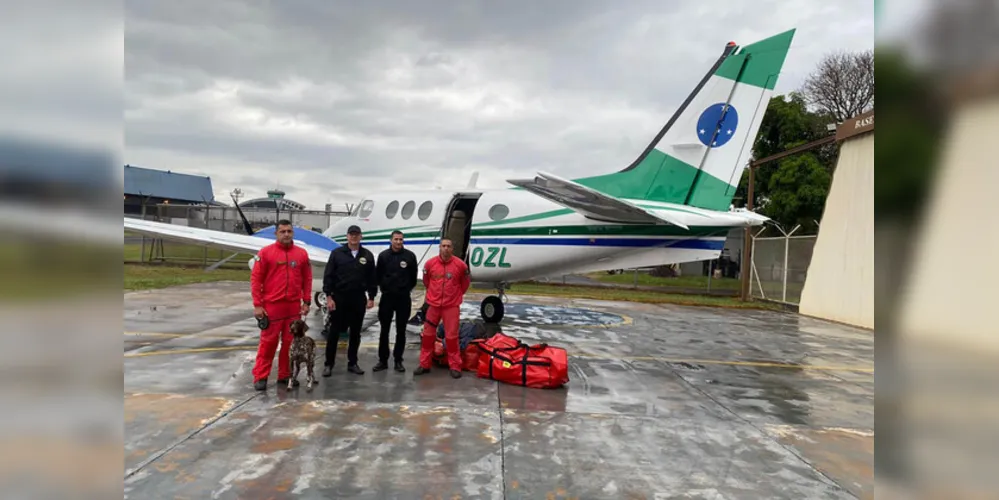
[[123, 164, 216, 215]]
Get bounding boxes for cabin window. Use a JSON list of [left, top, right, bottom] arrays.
[[358, 200, 375, 218], [418, 201, 433, 220], [385, 200, 399, 219], [488, 204, 509, 221], [401, 200, 415, 219]]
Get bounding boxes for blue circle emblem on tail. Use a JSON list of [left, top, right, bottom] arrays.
[[696, 103, 739, 148]]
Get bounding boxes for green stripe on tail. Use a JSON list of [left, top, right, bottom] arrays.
[[570, 29, 795, 211]]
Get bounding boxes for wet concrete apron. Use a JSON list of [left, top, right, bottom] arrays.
[[124, 281, 874, 499]]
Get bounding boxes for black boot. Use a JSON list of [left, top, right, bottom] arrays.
[[322, 366, 333, 377], [413, 366, 430, 376], [372, 361, 388, 372], [394, 361, 405, 372], [254, 379, 267, 391], [347, 364, 365, 375], [450, 369, 462, 379]]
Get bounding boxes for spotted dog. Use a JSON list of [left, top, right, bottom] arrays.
[[288, 319, 317, 390]]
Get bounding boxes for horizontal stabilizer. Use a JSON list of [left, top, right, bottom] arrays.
[[507, 171, 690, 230]]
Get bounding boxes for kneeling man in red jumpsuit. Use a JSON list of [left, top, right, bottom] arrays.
[[415, 238, 471, 378], [250, 219, 312, 390]]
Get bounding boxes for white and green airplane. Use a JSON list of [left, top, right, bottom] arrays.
[[125, 29, 795, 323]]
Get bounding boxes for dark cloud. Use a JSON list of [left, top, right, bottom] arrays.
[[125, 0, 874, 209]]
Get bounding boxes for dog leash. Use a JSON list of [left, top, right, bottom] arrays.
[[255, 312, 305, 330]]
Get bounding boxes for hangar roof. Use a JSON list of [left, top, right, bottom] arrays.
[[124, 164, 215, 203]]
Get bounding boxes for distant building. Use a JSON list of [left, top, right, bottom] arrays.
[[123, 164, 215, 215], [238, 188, 306, 211]]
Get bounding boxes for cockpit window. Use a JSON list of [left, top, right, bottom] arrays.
[[358, 200, 375, 218]]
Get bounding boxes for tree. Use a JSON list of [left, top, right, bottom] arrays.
[[801, 49, 875, 122], [751, 92, 830, 159], [760, 154, 831, 234], [733, 92, 835, 220]]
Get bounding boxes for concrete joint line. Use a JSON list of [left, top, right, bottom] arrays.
[[667, 364, 857, 498], [124, 393, 261, 481], [497, 389, 508, 499]]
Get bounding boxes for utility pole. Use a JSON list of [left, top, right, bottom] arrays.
[[739, 133, 837, 301], [741, 164, 754, 301]]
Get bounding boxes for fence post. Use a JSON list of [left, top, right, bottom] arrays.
[[707, 260, 713, 293], [782, 235, 789, 303], [748, 226, 767, 299], [782, 225, 801, 303]]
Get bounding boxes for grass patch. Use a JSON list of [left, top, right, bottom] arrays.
[[587, 271, 741, 290], [471, 282, 779, 310], [125, 263, 250, 291], [124, 240, 255, 270]]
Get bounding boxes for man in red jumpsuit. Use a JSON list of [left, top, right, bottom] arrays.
[[250, 220, 312, 390], [415, 238, 471, 378]]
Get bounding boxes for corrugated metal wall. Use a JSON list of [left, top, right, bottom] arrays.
[[799, 133, 875, 329]]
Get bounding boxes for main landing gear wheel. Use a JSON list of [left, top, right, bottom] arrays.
[[480, 295, 504, 324], [314, 291, 327, 315]]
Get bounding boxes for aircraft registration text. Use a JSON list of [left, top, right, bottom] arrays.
[[469, 246, 512, 268]]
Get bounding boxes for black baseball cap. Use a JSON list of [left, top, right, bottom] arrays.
[[347, 225, 362, 234]]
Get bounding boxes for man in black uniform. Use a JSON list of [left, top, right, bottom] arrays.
[[373, 230, 418, 373], [322, 224, 377, 376]]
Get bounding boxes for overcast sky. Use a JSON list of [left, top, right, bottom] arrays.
[[124, 0, 874, 210]]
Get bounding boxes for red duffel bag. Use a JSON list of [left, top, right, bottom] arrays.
[[480, 332, 520, 350], [462, 341, 482, 372], [434, 339, 488, 372], [476, 334, 570, 389], [432, 339, 447, 367]]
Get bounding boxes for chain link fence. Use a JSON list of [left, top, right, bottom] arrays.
[[749, 225, 818, 305], [125, 203, 349, 268]]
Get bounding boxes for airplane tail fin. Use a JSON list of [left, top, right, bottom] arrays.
[[573, 29, 795, 211]]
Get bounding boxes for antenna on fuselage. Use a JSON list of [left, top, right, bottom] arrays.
[[230, 192, 254, 235]]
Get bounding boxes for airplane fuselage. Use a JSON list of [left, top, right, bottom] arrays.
[[123, 29, 794, 325], [320, 187, 762, 284]]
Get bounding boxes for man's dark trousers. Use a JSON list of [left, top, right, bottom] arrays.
[[326, 291, 366, 367], [378, 292, 411, 364]]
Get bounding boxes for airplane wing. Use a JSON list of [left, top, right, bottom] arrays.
[[124, 217, 335, 265], [506, 171, 691, 230]]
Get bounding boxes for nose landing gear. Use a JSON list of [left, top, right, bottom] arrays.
[[314, 291, 327, 315]]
